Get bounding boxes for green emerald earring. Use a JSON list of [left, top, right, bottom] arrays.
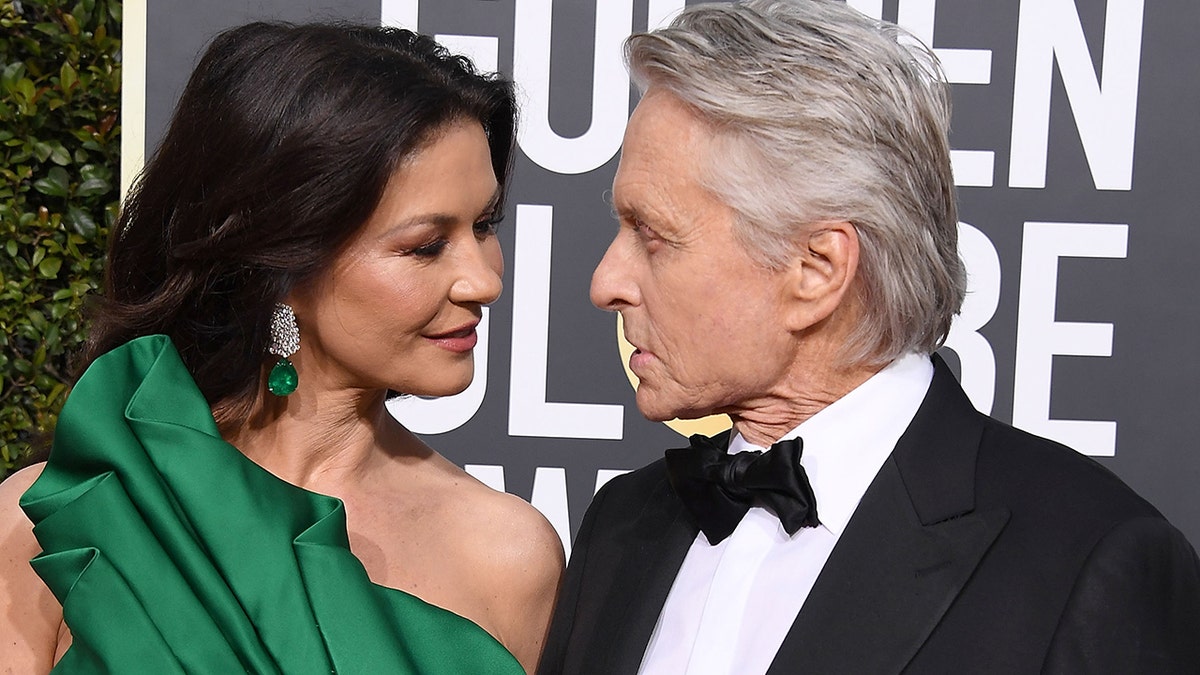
[[267, 303, 300, 396]]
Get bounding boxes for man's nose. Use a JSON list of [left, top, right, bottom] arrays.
[[590, 235, 639, 311]]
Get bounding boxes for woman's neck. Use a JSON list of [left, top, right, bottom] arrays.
[[223, 385, 424, 492]]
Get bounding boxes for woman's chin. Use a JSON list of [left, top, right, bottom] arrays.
[[393, 375, 475, 399]]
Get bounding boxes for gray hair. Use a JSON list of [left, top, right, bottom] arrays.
[[625, 0, 965, 366]]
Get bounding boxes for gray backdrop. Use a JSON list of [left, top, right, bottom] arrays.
[[141, 0, 1199, 554]]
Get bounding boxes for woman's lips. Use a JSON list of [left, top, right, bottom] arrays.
[[426, 324, 479, 353]]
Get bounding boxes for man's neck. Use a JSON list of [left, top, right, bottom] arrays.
[[727, 359, 885, 447]]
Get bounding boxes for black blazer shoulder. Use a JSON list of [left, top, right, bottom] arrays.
[[870, 356, 1200, 672]]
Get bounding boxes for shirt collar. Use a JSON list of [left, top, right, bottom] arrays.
[[726, 352, 934, 537]]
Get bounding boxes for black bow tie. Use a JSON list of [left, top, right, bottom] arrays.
[[665, 433, 819, 544]]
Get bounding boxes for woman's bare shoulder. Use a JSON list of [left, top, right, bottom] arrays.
[[0, 462, 45, 537], [446, 468, 564, 566], [0, 462, 65, 672], [441, 472, 564, 673]]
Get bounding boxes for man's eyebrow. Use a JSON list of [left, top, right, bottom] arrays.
[[609, 194, 643, 221], [612, 206, 650, 229]]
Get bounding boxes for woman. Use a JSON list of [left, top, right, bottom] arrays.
[[0, 22, 562, 673]]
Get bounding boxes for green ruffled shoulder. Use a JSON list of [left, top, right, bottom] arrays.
[[20, 335, 523, 674]]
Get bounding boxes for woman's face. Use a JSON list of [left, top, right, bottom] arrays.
[[288, 121, 503, 398]]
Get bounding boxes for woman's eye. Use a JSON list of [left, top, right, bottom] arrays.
[[409, 239, 448, 257], [474, 214, 502, 237]]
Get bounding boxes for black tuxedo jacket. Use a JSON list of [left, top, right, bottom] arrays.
[[538, 357, 1200, 674]]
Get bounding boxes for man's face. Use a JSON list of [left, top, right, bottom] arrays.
[[591, 90, 801, 422]]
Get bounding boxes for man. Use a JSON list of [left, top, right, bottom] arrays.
[[538, 1, 1200, 673]]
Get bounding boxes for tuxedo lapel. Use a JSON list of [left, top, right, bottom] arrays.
[[769, 460, 1009, 673], [599, 430, 733, 673], [599, 476, 699, 674], [769, 356, 1009, 674]]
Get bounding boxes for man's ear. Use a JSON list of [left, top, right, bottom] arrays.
[[781, 221, 859, 332]]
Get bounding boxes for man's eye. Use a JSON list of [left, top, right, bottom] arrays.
[[633, 219, 661, 241]]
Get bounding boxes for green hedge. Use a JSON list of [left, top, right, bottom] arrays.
[[1, 0, 121, 477]]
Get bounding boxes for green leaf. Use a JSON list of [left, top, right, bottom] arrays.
[[47, 383, 69, 407], [79, 164, 110, 182], [27, 310, 47, 330], [32, 141, 53, 163], [32, 141, 53, 162], [38, 257, 63, 278], [1, 62, 24, 89], [32, 178, 67, 198], [62, 13, 80, 36], [33, 166, 71, 197], [33, 22, 63, 38], [15, 77, 36, 103], [61, 62, 79, 92], [75, 0, 96, 25], [4, 241, 16, 257], [49, 143, 72, 166], [66, 206, 97, 237], [75, 177, 110, 197]]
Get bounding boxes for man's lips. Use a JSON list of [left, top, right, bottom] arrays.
[[628, 343, 655, 373], [426, 322, 480, 353]]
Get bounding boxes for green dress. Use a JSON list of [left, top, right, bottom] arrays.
[[20, 334, 525, 674]]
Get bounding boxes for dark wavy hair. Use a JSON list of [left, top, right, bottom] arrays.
[[83, 22, 516, 429]]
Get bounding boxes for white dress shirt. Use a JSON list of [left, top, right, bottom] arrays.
[[637, 353, 934, 675]]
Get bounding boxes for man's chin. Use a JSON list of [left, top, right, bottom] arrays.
[[638, 410, 674, 423], [634, 400, 674, 423], [635, 392, 709, 423]]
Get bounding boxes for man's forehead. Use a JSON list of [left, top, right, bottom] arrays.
[[626, 89, 709, 146], [615, 92, 711, 191], [610, 105, 735, 242]]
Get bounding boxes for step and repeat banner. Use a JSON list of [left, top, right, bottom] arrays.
[[134, 0, 1199, 552]]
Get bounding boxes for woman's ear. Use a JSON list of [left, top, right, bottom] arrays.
[[781, 221, 860, 331]]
